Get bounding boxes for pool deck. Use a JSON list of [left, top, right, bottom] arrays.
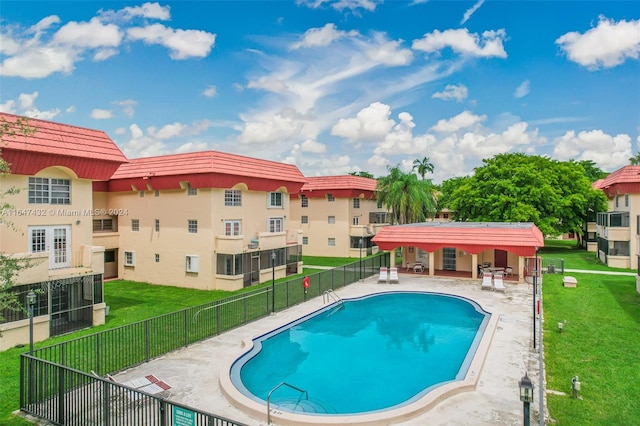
[[111, 275, 543, 426]]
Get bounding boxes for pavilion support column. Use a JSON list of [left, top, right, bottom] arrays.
[[517, 256, 525, 283], [390, 249, 396, 268], [429, 252, 435, 276], [472, 254, 478, 279]]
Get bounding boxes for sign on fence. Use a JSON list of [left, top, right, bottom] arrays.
[[173, 406, 196, 426]]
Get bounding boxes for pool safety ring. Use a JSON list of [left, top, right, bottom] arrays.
[[303, 276, 310, 289]]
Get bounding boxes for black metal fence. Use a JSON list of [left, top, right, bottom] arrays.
[[20, 253, 389, 425], [541, 257, 564, 274]]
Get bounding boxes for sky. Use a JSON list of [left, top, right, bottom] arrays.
[[1, 1, 639, 183]]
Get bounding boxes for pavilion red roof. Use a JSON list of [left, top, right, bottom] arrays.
[[372, 222, 544, 257], [0, 113, 127, 180], [294, 175, 378, 199], [105, 151, 307, 193], [592, 165, 640, 198]]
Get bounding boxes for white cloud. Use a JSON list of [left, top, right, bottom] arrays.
[[553, 129, 632, 170], [94, 48, 118, 61], [202, 85, 217, 97], [331, 102, 396, 142], [431, 110, 486, 133], [120, 123, 168, 158], [556, 16, 640, 69], [514, 80, 530, 98], [65, 105, 76, 113], [290, 23, 358, 50], [122, 3, 171, 21], [364, 32, 413, 66], [127, 24, 216, 59], [176, 141, 209, 153], [412, 28, 507, 58], [53, 17, 122, 48], [461, 0, 485, 25], [300, 139, 327, 153], [237, 109, 314, 144], [19, 92, 38, 109], [0, 91, 60, 119], [296, 0, 382, 12], [114, 99, 137, 117], [0, 45, 77, 78], [91, 108, 112, 119], [149, 122, 186, 139], [432, 84, 468, 102]]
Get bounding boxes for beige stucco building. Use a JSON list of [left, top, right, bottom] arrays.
[[0, 113, 126, 350], [289, 176, 389, 258]]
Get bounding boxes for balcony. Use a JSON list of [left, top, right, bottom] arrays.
[[13, 245, 105, 286]]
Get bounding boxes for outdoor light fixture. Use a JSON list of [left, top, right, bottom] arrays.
[[571, 376, 581, 399], [359, 238, 363, 280], [27, 291, 36, 355], [558, 320, 566, 333], [519, 372, 534, 426], [271, 251, 276, 314]]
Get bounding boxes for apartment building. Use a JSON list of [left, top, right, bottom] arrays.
[[0, 113, 127, 350], [593, 165, 640, 270], [289, 175, 389, 257], [93, 151, 307, 291]]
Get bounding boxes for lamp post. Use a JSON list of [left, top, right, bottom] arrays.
[[27, 290, 36, 405], [533, 247, 538, 349], [271, 251, 276, 314], [519, 372, 534, 426], [359, 238, 363, 280]]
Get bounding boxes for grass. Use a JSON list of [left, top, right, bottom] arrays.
[[303, 256, 360, 267], [541, 239, 634, 273]]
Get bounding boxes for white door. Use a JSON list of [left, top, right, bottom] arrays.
[[29, 225, 71, 269]]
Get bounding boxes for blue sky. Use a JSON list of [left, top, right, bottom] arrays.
[[1, 1, 639, 183]]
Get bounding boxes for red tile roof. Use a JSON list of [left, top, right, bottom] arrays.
[[592, 165, 640, 197], [107, 151, 307, 193], [0, 113, 127, 179], [297, 175, 378, 198], [372, 222, 544, 257]]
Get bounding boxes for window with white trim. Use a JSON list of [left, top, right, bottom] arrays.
[[131, 219, 139, 232], [124, 251, 135, 266], [155, 254, 160, 263], [328, 216, 335, 224], [224, 220, 241, 236], [187, 184, 197, 196], [28, 177, 71, 204], [302, 236, 309, 245], [268, 192, 283, 208], [625, 194, 629, 207], [301, 195, 308, 207], [269, 217, 283, 232], [352, 216, 359, 225], [327, 194, 335, 202], [188, 220, 198, 233], [328, 238, 336, 246], [139, 191, 145, 198], [225, 190, 242, 206], [155, 190, 160, 197], [155, 219, 160, 232], [353, 198, 360, 208], [185, 255, 199, 273], [301, 215, 308, 224]]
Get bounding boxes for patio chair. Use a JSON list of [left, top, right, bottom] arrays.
[[481, 273, 493, 291], [494, 273, 506, 292], [504, 266, 513, 277], [389, 267, 399, 284], [378, 267, 388, 283]]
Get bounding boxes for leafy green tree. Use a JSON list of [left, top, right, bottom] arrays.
[[445, 153, 607, 236], [0, 116, 37, 328], [629, 153, 640, 165], [575, 160, 608, 182], [376, 165, 436, 224], [412, 156, 434, 180], [349, 171, 374, 178]]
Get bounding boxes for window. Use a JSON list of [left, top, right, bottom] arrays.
[[155, 219, 160, 232], [615, 196, 620, 208], [93, 218, 113, 232], [301, 195, 308, 207], [625, 194, 629, 207], [124, 251, 135, 266], [155, 254, 160, 263], [353, 216, 359, 225], [353, 198, 360, 208], [443, 213, 449, 219], [225, 190, 242, 206], [327, 194, 335, 202], [328, 238, 336, 246], [268, 192, 283, 208], [139, 191, 145, 198], [104, 250, 116, 263], [269, 217, 283, 232], [377, 199, 383, 208], [155, 190, 159, 197], [185, 255, 199, 273], [187, 184, 197, 196], [28, 177, 71, 204], [188, 220, 198, 233], [328, 216, 336, 224], [31, 229, 46, 252], [131, 219, 139, 232], [302, 236, 309, 245], [301, 215, 308, 224], [225, 220, 241, 236]]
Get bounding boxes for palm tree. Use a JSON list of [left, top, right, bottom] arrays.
[[630, 153, 640, 165], [376, 165, 436, 224], [412, 157, 434, 180]]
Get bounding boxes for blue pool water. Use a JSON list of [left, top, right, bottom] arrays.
[[230, 292, 490, 415]]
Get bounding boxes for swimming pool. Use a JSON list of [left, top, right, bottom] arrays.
[[224, 291, 494, 423]]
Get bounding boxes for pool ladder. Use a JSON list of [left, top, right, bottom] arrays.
[[267, 382, 308, 425], [323, 289, 343, 305]]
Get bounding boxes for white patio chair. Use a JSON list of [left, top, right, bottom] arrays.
[[494, 273, 506, 292], [378, 267, 388, 283], [481, 273, 493, 291], [389, 267, 399, 284]]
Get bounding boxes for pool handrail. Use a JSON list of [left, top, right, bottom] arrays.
[[267, 382, 309, 425], [322, 289, 343, 305]]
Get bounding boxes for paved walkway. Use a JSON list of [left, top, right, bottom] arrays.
[[111, 275, 542, 426]]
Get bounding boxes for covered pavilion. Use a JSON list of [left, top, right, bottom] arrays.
[[372, 222, 544, 282]]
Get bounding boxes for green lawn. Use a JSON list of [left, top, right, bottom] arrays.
[[303, 255, 360, 267], [541, 239, 634, 273]]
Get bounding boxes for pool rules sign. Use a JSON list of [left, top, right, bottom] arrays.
[[173, 406, 195, 426]]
